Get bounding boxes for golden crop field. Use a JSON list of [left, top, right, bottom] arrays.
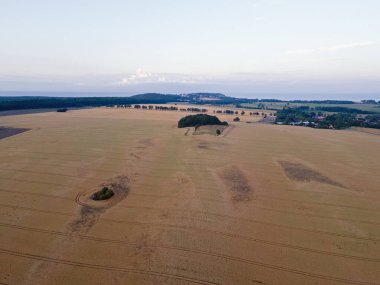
[[1, 107, 380, 285]]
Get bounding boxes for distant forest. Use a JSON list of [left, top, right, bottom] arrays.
[[0, 94, 180, 111], [1, 93, 376, 112]]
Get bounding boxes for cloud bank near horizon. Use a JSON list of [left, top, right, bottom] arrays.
[[1, 70, 379, 101]]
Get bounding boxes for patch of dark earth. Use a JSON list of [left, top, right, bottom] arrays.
[[279, 160, 344, 188], [0, 127, 30, 140], [219, 166, 252, 202], [258, 116, 276, 124]]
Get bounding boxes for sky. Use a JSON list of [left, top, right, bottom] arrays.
[[0, 0, 379, 100]]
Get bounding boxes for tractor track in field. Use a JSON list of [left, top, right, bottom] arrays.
[[0, 248, 219, 285], [0, 162, 121, 174], [117, 205, 380, 242], [1, 188, 379, 242], [126, 190, 380, 213], [257, 194, 380, 212], [2, 221, 380, 264], [5, 179, 380, 214], [1, 188, 380, 241], [0, 168, 80, 178], [2, 186, 380, 227], [256, 206, 380, 226], [0, 188, 73, 201], [1, 203, 380, 263], [131, 181, 380, 201], [78, 193, 380, 226], [184, 128, 192, 136], [220, 125, 235, 137], [0, 244, 378, 285]]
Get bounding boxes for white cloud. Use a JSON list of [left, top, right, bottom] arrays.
[[287, 41, 375, 55], [120, 68, 153, 85], [117, 70, 202, 86]]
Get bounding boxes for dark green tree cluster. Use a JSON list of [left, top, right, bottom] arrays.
[[315, 106, 375, 114], [352, 114, 380, 129], [178, 114, 228, 128], [275, 107, 313, 124], [0, 94, 182, 111], [92, 187, 114, 201]]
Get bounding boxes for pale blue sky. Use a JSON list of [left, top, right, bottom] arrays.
[[0, 0, 379, 99]]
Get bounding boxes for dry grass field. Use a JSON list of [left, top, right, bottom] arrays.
[[1, 107, 380, 285]]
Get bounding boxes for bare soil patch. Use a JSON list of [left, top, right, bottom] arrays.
[[0, 127, 30, 139], [193, 125, 228, 136], [176, 172, 191, 184], [197, 142, 210, 149], [219, 166, 252, 202], [0, 109, 56, 116], [258, 116, 276, 124], [279, 160, 344, 187], [71, 175, 130, 233], [70, 206, 101, 233]]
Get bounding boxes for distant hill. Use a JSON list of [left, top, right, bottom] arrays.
[[129, 93, 181, 101], [183, 93, 227, 101], [129, 92, 228, 102]]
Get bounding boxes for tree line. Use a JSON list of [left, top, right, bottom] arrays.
[[275, 106, 380, 129]]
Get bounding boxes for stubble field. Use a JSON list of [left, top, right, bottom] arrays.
[[1, 107, 380, 285]]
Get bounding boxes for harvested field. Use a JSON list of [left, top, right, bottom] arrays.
[[1, 107, 380, 285]]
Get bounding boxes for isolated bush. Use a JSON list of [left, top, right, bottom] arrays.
[[92, 187, 114, 200], [233, 117, 240, 122], [216, 129, 221, 135]]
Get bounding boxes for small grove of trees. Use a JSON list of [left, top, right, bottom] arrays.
[[91, 187, 114, 201], [215, 109, 244, 115], [178, 114, 228, 128], [155, 106, 178, 111]]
